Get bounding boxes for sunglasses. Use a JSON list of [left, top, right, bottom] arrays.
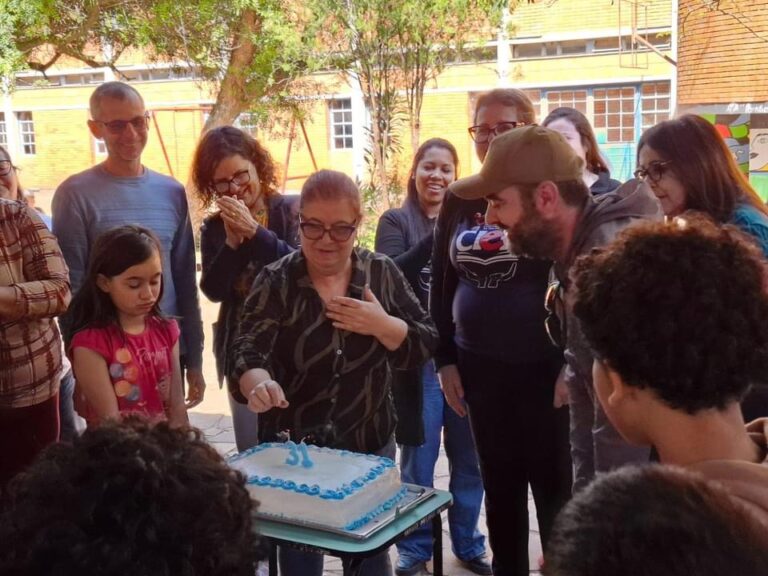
[[634, 160, 672, 184], [468, 121, 526, 143], [299, 217, 357, 242], [212, 169, 251, 195], [93, 113, 150, 135], [544, 280, 566, 349]]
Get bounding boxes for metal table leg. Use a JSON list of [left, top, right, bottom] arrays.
[[432, 514, 443, 576], [268, 543, 278, 576]]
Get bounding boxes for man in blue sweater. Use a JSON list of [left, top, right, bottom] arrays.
[[53, 81, 206, 407]]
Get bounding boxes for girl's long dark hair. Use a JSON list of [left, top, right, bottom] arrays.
[[67, 225, 164, 336]]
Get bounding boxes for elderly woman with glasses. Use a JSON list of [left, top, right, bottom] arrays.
[[637, 113, 768, 421], [232, 169, 437, 576], [191, 126, 300, 451]]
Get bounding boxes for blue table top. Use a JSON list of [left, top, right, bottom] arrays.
[[257, 489, 453, 555]]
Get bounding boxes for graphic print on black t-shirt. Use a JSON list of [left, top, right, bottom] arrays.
[[454, 222, 519, 289]]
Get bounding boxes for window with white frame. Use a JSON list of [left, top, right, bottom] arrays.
[[0, 113, 7, 147], [641, 82, 671, 131], [523, 89, 542, 120], [329, 98, 354, 150], [545, 90, 588, 116], [16, 112, 36, 155], [593, 87, 636, 143]]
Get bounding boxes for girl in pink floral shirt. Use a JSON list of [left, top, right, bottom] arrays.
[[69, 226, 187, 428]]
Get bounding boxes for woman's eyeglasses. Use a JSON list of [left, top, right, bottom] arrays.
[[93, 113, 150, 135], [544, 280, 566, 349], [299, 218, 357, 242], [468, 121, 526, 143], [0, 160, 13, 176], [212, 169, 251, 195], [634, 160, 672, 184]]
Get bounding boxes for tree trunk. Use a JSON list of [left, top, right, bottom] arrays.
[[202, 8, 260, 132], [410, 115, 420, 153]]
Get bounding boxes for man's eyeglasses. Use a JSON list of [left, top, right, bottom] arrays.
[[544, 280, 566, 349], [468, 121, 526, 143], [634, 160, 672, 184], [299, 218, 358, 242], [212, 169, 251, 195], [93, 113, 150, 135], [0, 160, 13, 176]]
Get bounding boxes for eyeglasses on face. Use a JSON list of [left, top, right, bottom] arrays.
[[94, 113, 150, 135], [468, 121, 526, 143], [0, 160, 13, 176], [212, 169, 251, 195], [634, 160, 672, 184], [299, 218, 358, 242], [544, 280, 566, 349]]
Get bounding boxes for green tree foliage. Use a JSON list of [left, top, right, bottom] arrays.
[[0, 0, 319, 129], [309, 0, 505, 211]]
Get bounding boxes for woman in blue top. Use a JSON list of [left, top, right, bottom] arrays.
[[637, 113, 768, 421], [431, 89, 572, 576]]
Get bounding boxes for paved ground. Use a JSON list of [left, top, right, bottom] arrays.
[[190, 293, 544, 575]]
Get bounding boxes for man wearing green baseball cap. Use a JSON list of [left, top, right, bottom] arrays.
[[449, 125, 662, 492]]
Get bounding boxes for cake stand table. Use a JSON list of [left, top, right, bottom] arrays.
[[258, 488, 453, 576]]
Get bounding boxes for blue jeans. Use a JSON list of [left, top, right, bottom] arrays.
[[58, 369, 77, 443], [396, 362, 485, 564], [278, 437, 396, 576]]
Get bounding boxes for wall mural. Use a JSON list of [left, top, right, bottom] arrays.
[[701, 113, 768, 200]]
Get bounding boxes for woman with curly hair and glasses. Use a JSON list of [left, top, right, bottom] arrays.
[[191, 126, 299, 451], [637, 114, 768, 420]]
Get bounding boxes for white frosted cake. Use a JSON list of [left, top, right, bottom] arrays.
[[228, 442, 408, 530]]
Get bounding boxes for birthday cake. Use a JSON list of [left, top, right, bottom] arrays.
[[228, 442, 408, 530]]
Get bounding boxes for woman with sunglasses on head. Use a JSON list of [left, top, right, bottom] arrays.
[[375, 139, 489, 576], [232, 169, 437, 576], [191, 126, 299, 452], [431, 89, 571, 576], [543, 107, 621, 195], [637, 113, 768, 421]]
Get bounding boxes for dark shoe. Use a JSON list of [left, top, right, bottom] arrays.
[[395, 557, 428, 576], [458, 553, 493, 575]]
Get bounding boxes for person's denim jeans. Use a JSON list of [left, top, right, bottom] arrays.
[[396, 361, 485, 565], [58, 369, 77, 443], [278, 437, 396, 576]]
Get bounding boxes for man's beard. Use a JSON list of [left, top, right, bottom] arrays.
[[504, 202, 562, 260]]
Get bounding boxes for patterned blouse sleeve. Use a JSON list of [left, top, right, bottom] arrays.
[[230, 265, 285, 387], [375, 256, 438, 370]]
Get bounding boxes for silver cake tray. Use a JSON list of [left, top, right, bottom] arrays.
[[254, 483, 436, 540]]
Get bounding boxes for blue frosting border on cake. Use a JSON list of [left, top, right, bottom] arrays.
[[228, 443, 398, 502], [343, 485, 409, 530]]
